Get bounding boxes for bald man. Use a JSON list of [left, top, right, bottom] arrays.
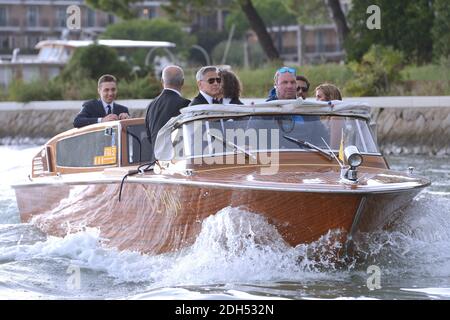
[[145, 65, 191, 161]]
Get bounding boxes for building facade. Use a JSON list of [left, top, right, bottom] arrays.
[[0, 0, 350, 62], [0, 0, 170, 55]]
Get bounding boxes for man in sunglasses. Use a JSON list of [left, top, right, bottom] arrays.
[[190, 66, 222, 106], [296, 75, 310, 100], [266, 67, 298, 101]]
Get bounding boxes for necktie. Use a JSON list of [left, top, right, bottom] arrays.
[[212, 98, 221, 104], [106, 105, 111, 115]]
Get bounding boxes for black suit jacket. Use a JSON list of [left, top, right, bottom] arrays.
[[228, 97, 243, 105], [145, 89, 191, 161], [189, 93, 209, 106], [73, 99, 129, 128]]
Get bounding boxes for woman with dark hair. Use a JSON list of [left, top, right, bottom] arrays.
[[219, 69, 243, 105]]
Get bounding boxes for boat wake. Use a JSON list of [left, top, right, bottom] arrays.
[[157, 207, 348, 285], [0, 207, 347, 287], [1, 191, 450, 299], [351, 193, 450, 280], [0, 145, 41, 224]]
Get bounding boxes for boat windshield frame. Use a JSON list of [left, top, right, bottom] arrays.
[[155, 100, 376, 161], [170, 114, 379, 161]]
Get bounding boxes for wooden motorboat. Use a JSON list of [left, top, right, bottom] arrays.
[[12, 100, 430, 254]]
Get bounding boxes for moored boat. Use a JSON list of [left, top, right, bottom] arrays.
[[12, 99, 430, 254]]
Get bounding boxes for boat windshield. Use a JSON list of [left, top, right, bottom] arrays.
[[171, 115, 379, 160]]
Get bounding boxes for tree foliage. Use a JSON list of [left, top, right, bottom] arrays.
[[346, 0, 434, 64], [86, 0, 137, 19], [345, 45, 404, 96], [162, 0, 280, 60], [431, 0, 450, 61], [60, 44, 131, 81], [101, 18, 195, 68], [225, 0, 297, 38], [285, 0, 330, 25], [101, 18, 191, 47], [211, 40, 267, 67], [87, 0, 281, 60]]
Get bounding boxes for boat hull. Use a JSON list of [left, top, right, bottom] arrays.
[[14, 180, 421, 255]]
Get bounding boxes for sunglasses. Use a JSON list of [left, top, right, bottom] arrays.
[[297, 86, 308, 92], [277, 67, 296, 74], [204, 77, 221, 84]]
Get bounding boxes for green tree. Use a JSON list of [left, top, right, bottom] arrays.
[[60, 44, 131, 81], [225, 0, 297, 38], [285, 0, 330, 25], [211, 40, 267, 67], [432, 0, 450, 61], [345, 45, 404, 96], [101, 18, 195, 66], [101, 18, 191, 48], [88, 0, 281, 61], [346, 0, 434, 64], [86, 0, 137, 19], [189, 30, 228, 65]]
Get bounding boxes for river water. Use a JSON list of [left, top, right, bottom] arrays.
[[0, 144, 449, 300]]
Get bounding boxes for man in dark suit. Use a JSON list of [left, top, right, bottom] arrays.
[[145, 65, 191, 161], [190, 66, 222, 106], [73, 74, 130, 128]]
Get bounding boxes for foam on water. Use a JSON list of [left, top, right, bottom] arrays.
[[148, 207, 346, 287], [351, 192, 450, 288], [0, 207, 347, 287], [1, 148, 450, 299], [4, 186, 450, 298], [130, 288, 289, 300], [401, 287, 450, 299], [0, 145, 41, 224]]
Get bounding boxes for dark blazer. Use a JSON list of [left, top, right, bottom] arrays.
[[228, 97, 244, 105], [189, 93, 209, 106], [73, 99, 129, 128], [145, 89, 191, 161]]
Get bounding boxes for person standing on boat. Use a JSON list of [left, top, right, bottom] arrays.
[[266, 67, 298, 101], [73, 74, 130, 128], [190, 66, 222, 105], [145, 65, 191, 161]]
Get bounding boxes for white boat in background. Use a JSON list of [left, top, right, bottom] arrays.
[[0, 39, 176, 88]]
